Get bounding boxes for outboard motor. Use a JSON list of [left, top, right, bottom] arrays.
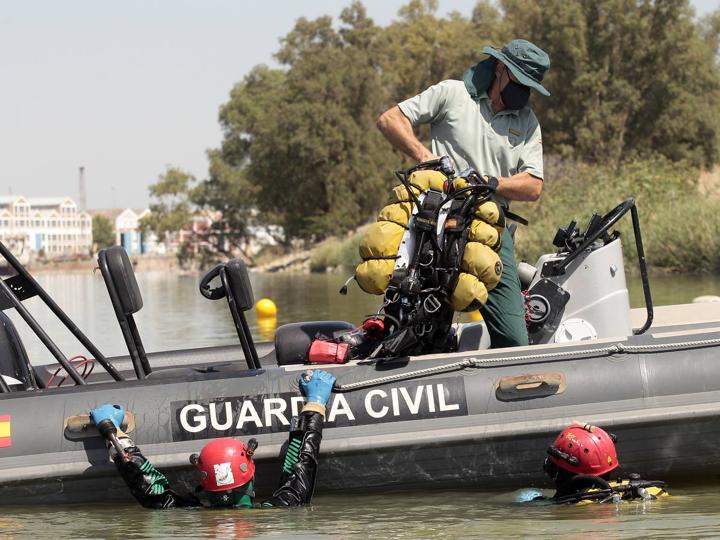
[[523, 198, 653, 344]]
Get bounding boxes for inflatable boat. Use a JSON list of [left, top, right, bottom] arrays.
[[0, 198, 719, 505]]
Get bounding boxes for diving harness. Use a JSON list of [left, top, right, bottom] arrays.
[[309, 157, 508, 363], [551, 473, 668, 504]]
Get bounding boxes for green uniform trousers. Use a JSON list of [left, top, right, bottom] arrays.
[[479, 228, 529, 348]]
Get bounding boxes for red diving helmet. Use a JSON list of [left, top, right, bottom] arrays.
[[547, 424, 619, 476], [191, 438, 256, 492]]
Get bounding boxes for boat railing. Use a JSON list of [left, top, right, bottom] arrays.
[[0, 241, 125, 393]]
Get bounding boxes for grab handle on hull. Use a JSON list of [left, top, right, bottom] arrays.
[[495, 372, 566, 401], [64, 411, 136, 440]]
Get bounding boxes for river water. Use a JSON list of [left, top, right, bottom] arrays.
[[3, 269, 720, 539]]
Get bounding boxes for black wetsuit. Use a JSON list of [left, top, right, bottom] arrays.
[[111, 411, 323, 509]]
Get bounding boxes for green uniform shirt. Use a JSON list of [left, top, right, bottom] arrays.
[[398, 79, 543, 208]]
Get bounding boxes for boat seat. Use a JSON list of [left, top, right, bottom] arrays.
[[455, 321, 491, 352], [199, 258, 260, 370], [274, 321, 355, 365], [0, 311, 37, 391], [98, 246, 151, 379]]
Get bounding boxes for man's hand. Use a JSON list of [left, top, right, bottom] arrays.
[[90, 404, 126, 431], [300, 370, 336, 407]]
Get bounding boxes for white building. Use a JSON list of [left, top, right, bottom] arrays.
[[88, 208, 160, 255], [0, 196, 92, 257]]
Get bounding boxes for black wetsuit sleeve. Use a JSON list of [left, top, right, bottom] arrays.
[[261, 411, 323, 507], [113, 446, 201, 509]]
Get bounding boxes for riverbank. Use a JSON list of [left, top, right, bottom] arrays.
[[25, 254, 178, 274]]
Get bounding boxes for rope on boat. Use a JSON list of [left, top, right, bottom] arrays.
[[333, 336, 720, 392]]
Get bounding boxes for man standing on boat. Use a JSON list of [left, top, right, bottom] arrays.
[[377, 39, 550, 348], [89, 369, 335, 509]]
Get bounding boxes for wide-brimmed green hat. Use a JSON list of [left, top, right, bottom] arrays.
[[482, 39, 551, 96]]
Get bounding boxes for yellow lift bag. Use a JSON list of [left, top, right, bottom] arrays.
[[355, 169, 505, 313]]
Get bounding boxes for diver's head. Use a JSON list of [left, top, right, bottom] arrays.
[[544, 424, 618, 483], [190, 437, 256, 507]]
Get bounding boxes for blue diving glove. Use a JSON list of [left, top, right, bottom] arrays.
[[299, 369, 336, 406], [515, 488, 545, 503], [90, 403, 126, 429]]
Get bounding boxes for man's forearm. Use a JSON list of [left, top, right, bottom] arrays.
[[377, 106, 437, 163], [496, 172, 543, 202]]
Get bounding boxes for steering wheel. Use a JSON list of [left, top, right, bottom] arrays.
[[584, 198, 635, 246], [546, 198, 636, 277], [199, 263, 227, 300]]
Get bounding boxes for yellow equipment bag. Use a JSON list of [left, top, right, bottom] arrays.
[[377, 202, 413, 227], [475, 200, 504, 225], [468, 219, 501, 251], [408, 170, 446, 192], [448, 272, 489, 311], [358, 221, 405, 259], [355, 259, 396, 295], [389, 184, 420, 204], [461, 242, 503, 291]]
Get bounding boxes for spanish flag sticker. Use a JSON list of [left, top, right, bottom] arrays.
[[0, 416, 11, 448]]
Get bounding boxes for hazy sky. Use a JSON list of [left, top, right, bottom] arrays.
[[1, 0, 718, 209]]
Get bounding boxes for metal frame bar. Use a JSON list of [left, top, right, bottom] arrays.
[[220, 268, 260, 370], [630, 204, 653, 335], [0, 241, 124, 382], [0, 271, 85, 385]]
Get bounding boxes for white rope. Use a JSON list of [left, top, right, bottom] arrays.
[[334, 336, 720, 392]]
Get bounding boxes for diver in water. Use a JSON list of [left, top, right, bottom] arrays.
[[89, 369, 335, 509], [522, 423, 668, 504]]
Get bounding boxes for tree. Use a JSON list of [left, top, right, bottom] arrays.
[[502, 0, 720, 166], [92, 215, 115, 250], [140, 166, 195, 238], [208, 3, 398, 241], [377, 0, 506, 104]]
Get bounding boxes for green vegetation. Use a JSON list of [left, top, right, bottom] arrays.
[[140, 167, 194, 238], [91, 215, 115, 250], [309, 230, 365, 272]]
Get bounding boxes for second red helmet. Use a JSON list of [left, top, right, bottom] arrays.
[[547, 424, 619, 476], [193, 438, 256, 492]]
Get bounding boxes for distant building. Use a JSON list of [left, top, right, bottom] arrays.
[[0, 196, 92, 257], [88, 208, 160, 255]]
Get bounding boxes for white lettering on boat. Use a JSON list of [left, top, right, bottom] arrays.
[[179, 404, 207, 433], [399, 386, 424, 415], [328, 394, 355, 422], [210, 402, 233, 431], [366, 389, 389, 419], [235, 401, 263, 430], [437, 384, 460, 412], [171, 377, 467, 441], [264, 398, 289, 427]]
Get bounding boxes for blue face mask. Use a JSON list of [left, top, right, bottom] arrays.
[[500, 80, 530, 110]]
